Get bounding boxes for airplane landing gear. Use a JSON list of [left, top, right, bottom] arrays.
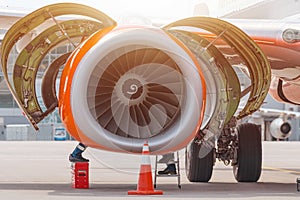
[[217, 122, 262, 182], [185, 120, 262, 183], [185, 140, 215, 182], [233, 123, 262, 182]]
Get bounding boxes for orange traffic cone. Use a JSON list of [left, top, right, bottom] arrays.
[[128, 141, 163, 195]]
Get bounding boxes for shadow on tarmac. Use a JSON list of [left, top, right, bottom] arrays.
[[0, 182, 299, 198]]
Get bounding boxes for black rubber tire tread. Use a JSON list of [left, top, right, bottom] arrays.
[[185, 141, 214, 182], [234, 123, 262, 182]]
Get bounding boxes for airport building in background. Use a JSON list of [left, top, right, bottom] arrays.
[[0, 0, 299, 141]]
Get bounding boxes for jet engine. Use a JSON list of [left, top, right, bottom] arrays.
[[270, 118, 292, 139], [59, 26, 206, 154], [1, 3, 270, 157], [2, 2, 273, 183]]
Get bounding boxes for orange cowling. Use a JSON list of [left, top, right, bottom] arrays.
[[58, 25, 206, 154], [58, 26, 116, 149]]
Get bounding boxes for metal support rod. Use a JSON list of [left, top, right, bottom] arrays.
[[241, 85, 253, 98], [47, 10, 77, 48], [204, 29, 227, 50]]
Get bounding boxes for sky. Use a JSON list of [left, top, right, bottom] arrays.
[[0, 0, 198, 23]]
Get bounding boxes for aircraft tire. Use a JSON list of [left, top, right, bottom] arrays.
[[185, 140, 214, 182], [233, 123, 262, 182]]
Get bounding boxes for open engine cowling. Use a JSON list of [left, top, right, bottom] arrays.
[[59, 26, 206, 154], [1, 3, 271, 155]]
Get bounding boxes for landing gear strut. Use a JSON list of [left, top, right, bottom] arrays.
[[185, 120, 262, 183], [217, 121, 262, 182]]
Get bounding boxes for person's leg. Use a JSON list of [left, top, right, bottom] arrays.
[[158, 153, 177, 175], [69, 143, 89, 162]]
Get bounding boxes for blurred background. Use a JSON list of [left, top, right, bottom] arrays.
[[0, 0, 299, 141]]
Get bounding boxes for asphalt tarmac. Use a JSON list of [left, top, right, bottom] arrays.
[[0, 141, 299, 199]]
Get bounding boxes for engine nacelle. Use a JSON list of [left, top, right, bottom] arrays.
[[1, 3, 271, 156], [59, 25, 206, 154], [269, 118, 292, 139], [269, 76, 300, 105]]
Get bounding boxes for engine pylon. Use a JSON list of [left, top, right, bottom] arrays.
[[128, 141, 163, 195]]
